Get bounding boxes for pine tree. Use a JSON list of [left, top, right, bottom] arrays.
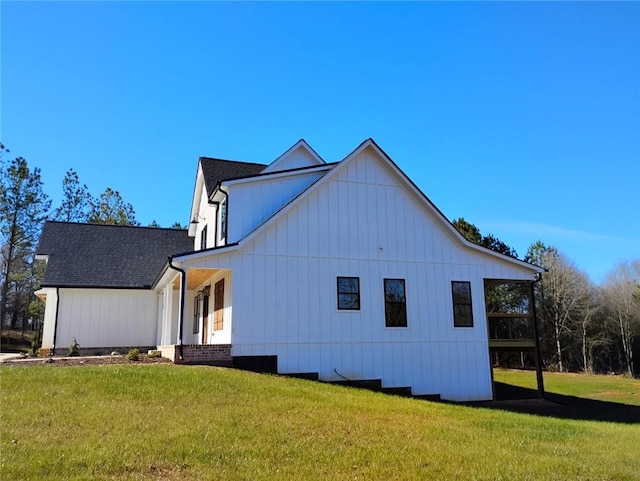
[[53, 169, 93, 222], [88, 188, 138, 225], [0, 154, 51, 328]]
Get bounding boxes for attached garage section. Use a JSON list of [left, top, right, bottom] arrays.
[[43, 288, 159, 355]]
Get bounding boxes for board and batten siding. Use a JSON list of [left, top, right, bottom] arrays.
[[227, 170, 327, 243], [53, 288, 159, 349], [184, 147, 537, 401]]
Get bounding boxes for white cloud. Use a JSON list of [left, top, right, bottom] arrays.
[[481, 220, 638, 246]]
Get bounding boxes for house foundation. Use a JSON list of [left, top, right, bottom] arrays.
[[159, 344, 233, 366]]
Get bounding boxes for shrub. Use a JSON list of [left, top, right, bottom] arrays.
[[148, 350, 161, 359], [125, 348, 140, 362], [31, 330, 42, 356], [67, 338, 80, 357]]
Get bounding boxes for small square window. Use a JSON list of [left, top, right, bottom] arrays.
[[384, 278, 407, 327], [337, 277, 360, 310], [452, 281, 473, 327]]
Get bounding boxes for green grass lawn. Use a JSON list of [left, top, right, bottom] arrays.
[[2, 365, 639, 480], [494, 368, 640, 406]]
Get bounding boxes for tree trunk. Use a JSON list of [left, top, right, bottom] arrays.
[[554, 315, 564, 372]]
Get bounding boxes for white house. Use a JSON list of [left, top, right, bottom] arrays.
[[36, 139, 544, 401]]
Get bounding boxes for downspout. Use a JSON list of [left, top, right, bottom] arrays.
[[168, 257, 187, 361], [530, 273, 545, 399], [50, 287, 60, 357]]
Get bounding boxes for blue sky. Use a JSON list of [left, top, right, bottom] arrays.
[[2, 1, 638, 284]]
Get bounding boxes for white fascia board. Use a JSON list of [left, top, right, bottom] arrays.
[[152, 263, 182, 291], [222, 164, 334, 187], [209, 185, 228, 203], [171, 243, 240, 263], [35, 254, 49, 262], [188, 165, 205, 237], [34, 288, 48, 301]]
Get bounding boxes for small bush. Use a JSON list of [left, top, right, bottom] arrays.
[[125, 348, 140, 362], [148, 350, 161, 359], [31, 330, 42, 355], [67, 338, 80, 357]]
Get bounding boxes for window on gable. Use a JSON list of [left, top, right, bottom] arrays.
[[220, 200, 227, 242], [384, 278, 407, 327], [337, 277, 360, 310], [452, 281, 474, 327], [193, 295, 200, 334], [200, 225, 208, 250]]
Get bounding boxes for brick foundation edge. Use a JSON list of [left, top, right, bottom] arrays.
[[158, 344, 233, 366]]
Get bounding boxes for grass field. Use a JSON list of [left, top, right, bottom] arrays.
[[1, 364, 639, 480], [494, 368, 640, 406]]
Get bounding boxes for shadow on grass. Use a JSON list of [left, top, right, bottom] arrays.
[[466, 382, 640, 424]]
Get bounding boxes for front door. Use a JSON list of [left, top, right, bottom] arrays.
[[214, 279, 224, 331]]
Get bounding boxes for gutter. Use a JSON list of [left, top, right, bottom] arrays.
[[168, 257, 187, 361]]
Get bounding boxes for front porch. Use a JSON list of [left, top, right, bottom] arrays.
[[157, 265, 233, 363]]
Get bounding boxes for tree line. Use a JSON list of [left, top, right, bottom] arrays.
[[0, 143, 183, 340], [454, 218, 639, 378]]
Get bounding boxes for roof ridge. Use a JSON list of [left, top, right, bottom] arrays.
[[199, 157, 267, 167], [43, 220, 188, 232]]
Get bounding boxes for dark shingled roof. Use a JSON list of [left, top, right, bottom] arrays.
[[200, 157, 266, 198], [36, 221, 194, 289]]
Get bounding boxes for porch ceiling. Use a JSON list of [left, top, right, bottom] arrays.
[[172, 268, 221, 290]]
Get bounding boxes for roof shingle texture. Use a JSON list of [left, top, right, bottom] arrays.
[[200, 158, 266, 197], [36, 221, 194, 288]]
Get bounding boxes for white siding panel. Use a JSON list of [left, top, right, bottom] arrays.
[[55, 289, 158, 349], [228, 171, 325, 242]]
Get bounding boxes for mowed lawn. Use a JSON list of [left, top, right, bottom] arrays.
[[494, 368, 640, 406], [1, 365, 639, 481]]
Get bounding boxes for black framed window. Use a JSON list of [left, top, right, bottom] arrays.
[[384, 278, 407, 327], [220, 200, 227, 242], [200, 225, 207, 250], [337, 277, 360, 310], [193, 295, 200, 334], [452, 281, 473, 327]]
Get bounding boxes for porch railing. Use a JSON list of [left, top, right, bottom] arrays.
[[487, 313, 535, 348]]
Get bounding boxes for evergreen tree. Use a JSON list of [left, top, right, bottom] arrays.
[[88, 188, 138, 225], [53, 169, 93, 222], [0, 153, 51, 328], [452, 217, 518, 258]]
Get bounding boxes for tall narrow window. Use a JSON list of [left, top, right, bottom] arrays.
[[384, 278, 407, 327], [220, 200, 227, 242], [193, 295, 200, 334], [337, 277, 360, 310], [452, 281, 473, 327], [213, 279, 224, 331], [200, 225, 208, 250]]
